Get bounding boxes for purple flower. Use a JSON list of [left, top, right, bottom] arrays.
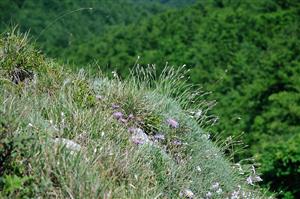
[[166, 118, 179, 128], [113, 112, 123, 120], [111, 104, 120, 109], [128, 127, 136, 133], [172, 140, 182, 146], [154, 134, 165, 140], [132, 137, 145, 145]]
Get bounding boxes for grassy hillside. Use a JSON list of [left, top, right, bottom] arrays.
[[63, 0, 300, 198], [0, 30, 265, 198]]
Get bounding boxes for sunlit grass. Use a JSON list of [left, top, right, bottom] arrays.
[[0, 30, 267, 198]]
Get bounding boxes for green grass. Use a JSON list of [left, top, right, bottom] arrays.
[[0, 30, 267, 198]]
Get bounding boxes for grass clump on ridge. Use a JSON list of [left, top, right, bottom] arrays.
[[0, 30, 266, 198]]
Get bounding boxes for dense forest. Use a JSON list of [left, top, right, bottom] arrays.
[[0, 0, 299, 198], [0, 0, 194, 58]]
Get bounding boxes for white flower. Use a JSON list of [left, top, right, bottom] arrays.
[[247, 166, 263, 185], [246, 176, 254, 185], [196, 166, 202, 172], [179, 189, 194, 198], [206, 191, 212, 198], [195, 109, 202, 118], [53, 138, 81, 152], [216, 188, 222, 194], [231, 190, 239, 199], [211, 182, 220, 190]]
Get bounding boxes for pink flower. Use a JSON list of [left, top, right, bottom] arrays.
[[154, 134, 165, 140], [172, 140, 182, 146], [166, 118, 179, 128], [113, 112, 123, 120], [111, 104, 120, 109]]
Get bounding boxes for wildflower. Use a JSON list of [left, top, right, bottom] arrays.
[[95, 95, 103, 100], [179, 189, 194, 198], [154, 134, 165, 141], [202, 133, 210, 140], [247, 166, 263, 185], [128, 127, 136, 133], [216, 188, 222, 194], [246, 175, 263, 185], [234, 163, 244, 174], [111, 103, 120, 109], [172, 140, 182, 146], [195, 109, 202, 118], [196, 166, 202, 172], [113, 112, 123, 120], [53, 138, 81, 152], [112, 71, 118, 78], [166, 118, 179, 128], [211, 182, 220, 190], [206, 191, 212, 198], [231, 190, 239, 199]]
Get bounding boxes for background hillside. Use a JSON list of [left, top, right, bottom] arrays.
[[0, 0, 194, 59], [1, 0, 300, 198]]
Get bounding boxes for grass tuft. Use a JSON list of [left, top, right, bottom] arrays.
[[0, 30, 267, 198]]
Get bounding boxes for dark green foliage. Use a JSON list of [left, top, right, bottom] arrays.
[[63, 0, 300, 197], [0, 113, 36, 198], [0, 0, 194, 61]]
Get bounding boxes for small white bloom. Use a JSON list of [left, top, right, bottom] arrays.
[[216, 188, 222, 194], [211, 182, 220, 190], [253, 175, 263, 182], [206, 191, 212, 198], [54, 138, 81, 152], [196, 166, 202, 172], [195, 110, 202, 118], [180, 189, 194, 198], [246, 176, 254, 185], [247, 175, 263, 185], [231, 190, 239, 199]]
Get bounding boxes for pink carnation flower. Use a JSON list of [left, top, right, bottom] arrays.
[[113, 112, 123, 120], [166, 118, 179, 128]]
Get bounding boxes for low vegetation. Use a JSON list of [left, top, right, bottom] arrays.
[[0, 30, 266, 198]]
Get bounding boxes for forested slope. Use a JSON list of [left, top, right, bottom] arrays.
[[0, 0, 194, 59], [64, 1, 300, 198]]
